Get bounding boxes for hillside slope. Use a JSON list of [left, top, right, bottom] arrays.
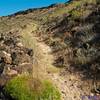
[[0, 0, 100, 100]]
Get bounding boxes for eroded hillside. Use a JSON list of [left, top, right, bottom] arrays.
[[0, 0, 100, 100]]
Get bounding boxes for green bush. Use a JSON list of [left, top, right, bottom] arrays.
[[4, 75, 61, 100]]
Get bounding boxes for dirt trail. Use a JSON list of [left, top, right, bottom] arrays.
[[20, 23, 54, 77], [20, 23, 84, 100]]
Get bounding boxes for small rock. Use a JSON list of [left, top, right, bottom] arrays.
[[64, 81, 67, 83], [27, 49, 33, 56], [1, 51, 12, 64], [90, 93, 94, 96], [16, 42, 23, 47], [7, 67, 18, 76], [62, 91, 65, 94]]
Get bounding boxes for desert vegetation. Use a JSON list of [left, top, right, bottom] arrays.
[[0, 0, 100, 100], [0, 30, 61, 100], [4, 75, 61, 100]]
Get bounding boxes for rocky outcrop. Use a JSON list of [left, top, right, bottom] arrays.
[[0, 32, 34, 100], [0, 32, 33, 85]]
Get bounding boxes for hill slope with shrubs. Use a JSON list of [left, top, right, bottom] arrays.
[[0, 0, 100, 100]]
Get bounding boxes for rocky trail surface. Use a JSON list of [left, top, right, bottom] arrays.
[[20, 23, 87, 100]]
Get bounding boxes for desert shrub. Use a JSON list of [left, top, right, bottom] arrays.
[[71, 10, 82, 19], [4, 75, 61, 100], [96, 0, 100, 4]]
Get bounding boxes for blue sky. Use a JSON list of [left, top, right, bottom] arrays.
[[0, 0, 69, 16]]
